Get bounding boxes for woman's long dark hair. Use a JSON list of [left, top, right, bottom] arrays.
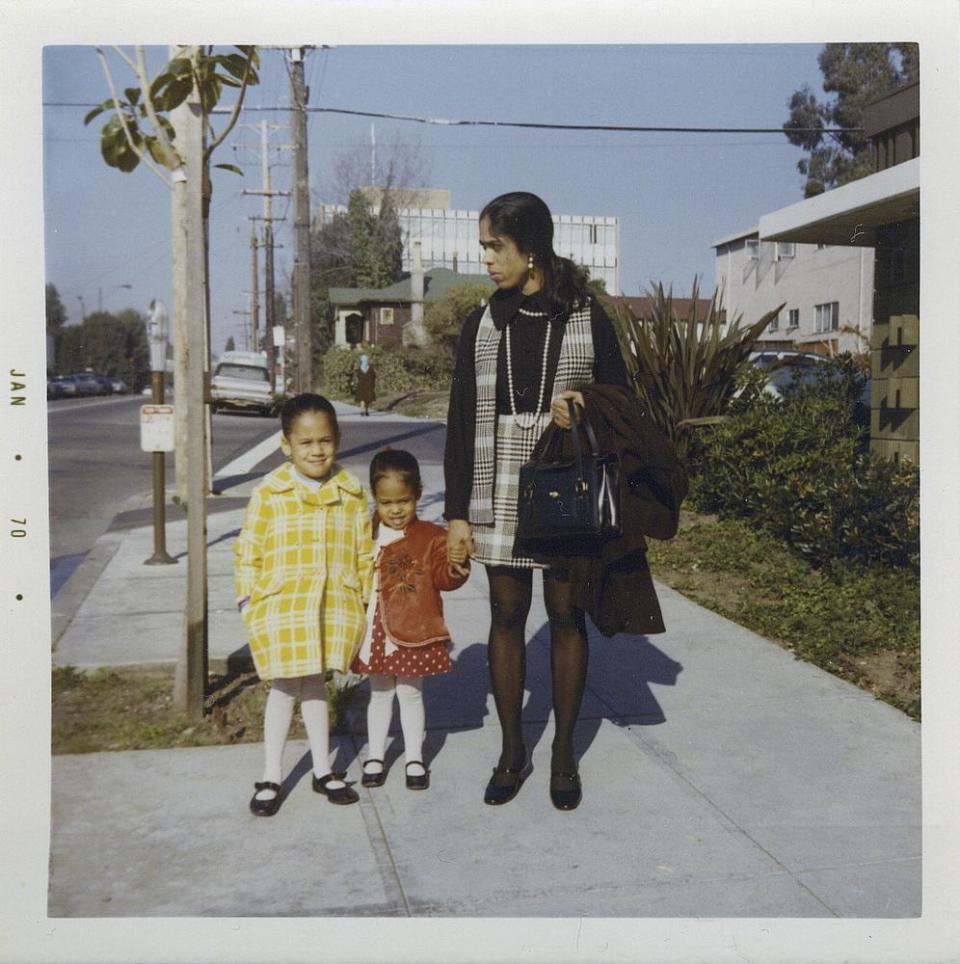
[[480, 191, 591, 315]]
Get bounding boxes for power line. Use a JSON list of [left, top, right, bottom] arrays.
[[41, 102, 862, 134]]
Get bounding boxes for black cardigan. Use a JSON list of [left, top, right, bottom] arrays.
[[443, 290, 628, 521]]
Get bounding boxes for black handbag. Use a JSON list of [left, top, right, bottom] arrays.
[[515, 399, 622, 555]]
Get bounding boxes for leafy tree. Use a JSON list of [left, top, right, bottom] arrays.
[[424, 280, 493, 361], [347, 188, 403, 289], [224, 336, 236, 352], [46, 283, 68, 335], [84, 46, 258, 184], [783, 43, 918, 197], [56, 309, 148, 389]]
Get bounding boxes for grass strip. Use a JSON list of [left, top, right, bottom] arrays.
[[646, 509, 920, 719]]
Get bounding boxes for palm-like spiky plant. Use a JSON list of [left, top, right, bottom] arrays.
[[610, 280, 783, 463]]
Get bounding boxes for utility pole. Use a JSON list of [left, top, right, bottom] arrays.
[[174, 51, 209, 721], [241, 121, 288, 392], [232, 310, 253, 351], [250, 224, 260, 350], [291, 46, 313, 393]]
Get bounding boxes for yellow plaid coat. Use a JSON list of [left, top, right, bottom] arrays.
[[234, 462, 374, 680]]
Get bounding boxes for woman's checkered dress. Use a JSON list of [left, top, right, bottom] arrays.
[[470, 301, 595, 569]]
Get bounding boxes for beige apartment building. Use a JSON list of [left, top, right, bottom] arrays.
[[713, 227, 874, 356]]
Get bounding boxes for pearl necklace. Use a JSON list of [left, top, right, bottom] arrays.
[[504, 314, 552, 431]]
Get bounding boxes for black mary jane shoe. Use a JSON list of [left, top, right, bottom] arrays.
[[549, 770, 582, 811], [405, 761, 430, 791], [361, 759, 386, 788], [312, 772, 360, 805], [483, 754, 528, 806], [249, 781, 283, 817]]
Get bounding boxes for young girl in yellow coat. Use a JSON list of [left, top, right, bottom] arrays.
[[235, 394, 373, 816]]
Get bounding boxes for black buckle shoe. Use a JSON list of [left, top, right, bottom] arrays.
[[361, 759, 386, 788], [549, 770, 582, 811], [483, 752, 528, 806], [312, 772, 359, 805], [405, 761, 430, 790], [249, 781, 282, 817]]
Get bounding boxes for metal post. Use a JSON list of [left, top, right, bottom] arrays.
[[145, 370, 177, 566]]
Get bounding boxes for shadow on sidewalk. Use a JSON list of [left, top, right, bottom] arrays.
[[344, 627, 683, 776]]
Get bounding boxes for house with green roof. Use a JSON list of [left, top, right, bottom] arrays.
[[328, 264, 494, 349]]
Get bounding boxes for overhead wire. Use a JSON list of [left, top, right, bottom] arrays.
[[40, 102, 860, 135]]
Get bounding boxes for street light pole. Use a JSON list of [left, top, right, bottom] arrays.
[[77, 295, 86, 321], [99, 283, 133, 312], [144, 299, 176, 567]]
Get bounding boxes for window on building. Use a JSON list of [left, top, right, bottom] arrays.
[[380, 307, 394, 326], [815, 301, 839, 333], [745, 239, 760, 259], [588, 224, 598, 245], [817, 243, 828, 250], [787, 308, 799, 329], [769, 310, 780, 332], [776, 242, 796, 260]]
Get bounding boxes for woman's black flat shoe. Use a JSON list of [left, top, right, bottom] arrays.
[[361, 759, 386, 788], [483, 755, 528, 806], [249, 781, 283, 817], [549, 771, 582, 811], [312, 772, 359, 805], [405, 761, 430, 791]]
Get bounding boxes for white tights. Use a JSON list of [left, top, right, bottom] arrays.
[[365, 675, 425, 776], [256, 674, 341, 801]]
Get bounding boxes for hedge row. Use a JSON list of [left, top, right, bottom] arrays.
[[319, 344, 454, 399], [690, 359, 919, 570]]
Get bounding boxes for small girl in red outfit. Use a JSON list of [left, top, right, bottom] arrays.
[[351, 449, 470, 790]]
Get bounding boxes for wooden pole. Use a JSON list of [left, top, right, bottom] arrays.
[[173, 47, 208, 720], [291, 47, 312, 392]]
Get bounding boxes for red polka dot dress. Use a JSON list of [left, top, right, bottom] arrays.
[[350, 522, 453, 678], [351, 600, 452, 677]]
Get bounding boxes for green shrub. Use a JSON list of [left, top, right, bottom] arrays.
[[691, 358, 918, 569], [320, 344, 454, 399], [424, 281, 492, 363]]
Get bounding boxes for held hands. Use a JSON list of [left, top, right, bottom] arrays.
[[550, 390, 585, 429], [447, 519, 473, 578]]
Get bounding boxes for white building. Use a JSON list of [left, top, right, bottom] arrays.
[[712, 226, 874, 355], [317, 197, 621, 295]]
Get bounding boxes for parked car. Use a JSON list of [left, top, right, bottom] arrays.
[[749, 349, 828, 370], [48, 375, 77, 398], [108, 377, 129, 394], [210, 351, 274, 415], [761, 360, 872, 409], [68, 372, 102, 396]]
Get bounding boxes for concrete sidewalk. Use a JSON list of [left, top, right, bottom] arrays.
[[49, 403, 921, 918]]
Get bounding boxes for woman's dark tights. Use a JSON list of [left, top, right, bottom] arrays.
[[486, 566, 589, 775], [486, 567, 532, 771]]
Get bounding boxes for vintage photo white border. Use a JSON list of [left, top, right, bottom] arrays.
[[2, 1, 958, 961]]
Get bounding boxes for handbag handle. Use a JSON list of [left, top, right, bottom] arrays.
[[566, 397, 602, 456], [565, 397, 601, 496]]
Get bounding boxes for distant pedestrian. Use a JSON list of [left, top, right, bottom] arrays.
[[351, 449, 470, 790], [235, 393, 374, 816], [353, 353, 376, 416]]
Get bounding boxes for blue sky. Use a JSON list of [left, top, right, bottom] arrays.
[[44, 43, 826, 352]]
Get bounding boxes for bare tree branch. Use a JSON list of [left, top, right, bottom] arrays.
[[205, 49, 257, 159]]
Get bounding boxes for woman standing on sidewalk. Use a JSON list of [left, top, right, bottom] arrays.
[[443, 191, 630, 811], [353, 353, 376, 417]]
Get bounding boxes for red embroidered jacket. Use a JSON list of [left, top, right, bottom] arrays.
[[377, 518, 469, 647]]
